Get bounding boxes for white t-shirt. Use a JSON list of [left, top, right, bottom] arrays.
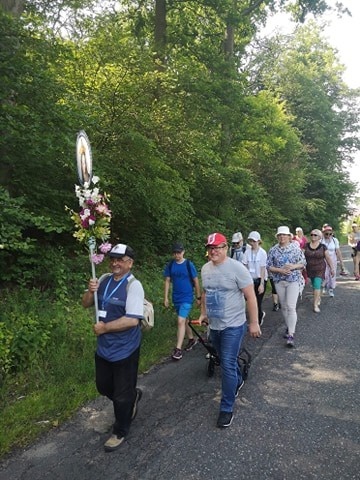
[[242, 247, 268, 280], [321, 236, 339, 255]]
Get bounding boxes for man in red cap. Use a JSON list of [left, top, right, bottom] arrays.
[[198, 233, 260, 428]]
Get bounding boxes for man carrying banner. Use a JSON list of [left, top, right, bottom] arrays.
[[82, 243, 144, 452]]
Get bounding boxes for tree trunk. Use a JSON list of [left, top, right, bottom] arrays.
[[0, 0, 24, 16], [154, 0, 167, 67]]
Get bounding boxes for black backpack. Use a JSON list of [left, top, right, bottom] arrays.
[[230, 245, 246, 258]]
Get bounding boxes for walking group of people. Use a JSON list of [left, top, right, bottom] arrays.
[[81, 221, 359, 450]]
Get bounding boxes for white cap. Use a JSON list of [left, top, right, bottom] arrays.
[[248, 231, 261, 242], [231, 232, 243, 243]]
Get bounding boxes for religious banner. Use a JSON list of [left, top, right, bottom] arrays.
[[66, 131, 112, 322]]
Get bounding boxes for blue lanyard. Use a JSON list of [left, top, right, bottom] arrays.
[[101, 274, 129, 310]]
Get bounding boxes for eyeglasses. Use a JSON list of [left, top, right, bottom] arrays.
[[207, 245, 227, 251], [110, 257, 131, 263], [310, 234, 319, 237], [324, 232, 332, 236], [232, 242, 240, 246]]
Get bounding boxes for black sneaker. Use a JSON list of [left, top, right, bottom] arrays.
[[272, 303, 279, 312], [131, 388, 143, 420], [217, 411, 233, 428], [235, 380, 244, 398], [286, 335, 295, 348], [171, 348, 183, 360], [184, 338, 198, 351]]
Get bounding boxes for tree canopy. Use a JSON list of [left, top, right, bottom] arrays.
[[0, 0, 358, 286]]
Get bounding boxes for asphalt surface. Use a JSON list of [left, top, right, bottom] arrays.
[[1, 245, 359, 480]]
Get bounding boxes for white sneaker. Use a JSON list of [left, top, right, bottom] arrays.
[[104, 434, 125, 452], [322, 288, 326, 295], [328, 289, 334, 297]]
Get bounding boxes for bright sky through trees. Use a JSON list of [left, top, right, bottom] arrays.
[[263, 0, 360, 192], [324, 0, 360, 190]]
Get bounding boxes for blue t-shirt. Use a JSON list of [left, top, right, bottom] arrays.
[[163, 260, 197, 304], [96, 273, 144, 362]]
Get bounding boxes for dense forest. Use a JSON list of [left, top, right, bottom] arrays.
[[1, 0, 360, 289]]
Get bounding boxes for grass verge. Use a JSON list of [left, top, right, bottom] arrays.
[[0, 274, 200, 458]]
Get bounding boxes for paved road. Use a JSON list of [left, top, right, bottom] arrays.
[[1, 246, 359, 480]]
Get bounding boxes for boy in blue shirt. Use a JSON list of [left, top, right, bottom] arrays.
[[164, 242, 201, 360]]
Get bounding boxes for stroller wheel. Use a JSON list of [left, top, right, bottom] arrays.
[[207, 358, 215, 377]]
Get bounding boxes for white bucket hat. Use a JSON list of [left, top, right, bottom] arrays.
[[275, 226, 292, 237]]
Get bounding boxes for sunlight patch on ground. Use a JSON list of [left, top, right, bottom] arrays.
[[292, 363, 350, 383]]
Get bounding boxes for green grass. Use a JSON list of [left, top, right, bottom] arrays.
[[0, 272, 201, 458]]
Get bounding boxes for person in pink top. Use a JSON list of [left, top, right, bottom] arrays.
[[294, 227, 308, 249], [293, 227, 309, 284]]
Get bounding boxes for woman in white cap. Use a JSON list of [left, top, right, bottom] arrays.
[[242, 231, 268, 326], [266, 226, 306, 347]]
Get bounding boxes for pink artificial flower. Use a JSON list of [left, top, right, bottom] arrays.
[[91, 253, 105, 264], [96, 203, 111, 215], [99, 242, 112, 253]]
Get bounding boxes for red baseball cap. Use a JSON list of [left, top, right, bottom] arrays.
[[206, 232, 227, 247]]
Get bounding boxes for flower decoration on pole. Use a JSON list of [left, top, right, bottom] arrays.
[[66, 176, 112, 323], [71, 176, 112, 264], [66, 130, 113, 323]]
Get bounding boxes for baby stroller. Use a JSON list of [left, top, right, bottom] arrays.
[[188, 320, 252, 379]]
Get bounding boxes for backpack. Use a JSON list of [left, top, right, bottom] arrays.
[[98, 274, 154, 331], [230, 245, 246, 259], [167, 259, 195, 287]]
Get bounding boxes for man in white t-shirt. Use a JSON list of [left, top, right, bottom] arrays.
[[229, 231, 248, 262]]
